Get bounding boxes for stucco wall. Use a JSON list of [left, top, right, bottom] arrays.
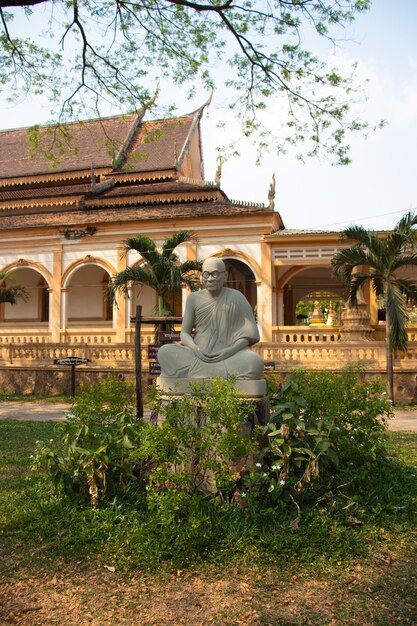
[[0, 366, 416, 404]]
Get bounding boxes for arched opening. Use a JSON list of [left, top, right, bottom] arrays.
[[0, 268, 49, 324], [131, 282, 158, 316], [295, 291, 345, 326], [281, 266, 346, 325], [129, 271, 182, 317], [223, 258, 257, 310], [67, 265, 112, 326]]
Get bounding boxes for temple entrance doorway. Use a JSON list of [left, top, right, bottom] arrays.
[[223, 258, 257, 311]]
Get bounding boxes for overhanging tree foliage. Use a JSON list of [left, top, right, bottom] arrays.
[[331, 212, 417, 402], [0, 0, 376, 164]]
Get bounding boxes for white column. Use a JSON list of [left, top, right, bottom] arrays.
[[259, 280, 273, 342], [48, 288, 53, 332], [61, 288, 68, 330]]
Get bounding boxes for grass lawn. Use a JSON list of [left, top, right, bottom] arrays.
[[0, 393, 72, 403], [0, 420, 416, 626]]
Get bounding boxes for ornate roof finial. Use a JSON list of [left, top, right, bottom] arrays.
[[215, 157, 222, 185], [268, 173, 276, 209]]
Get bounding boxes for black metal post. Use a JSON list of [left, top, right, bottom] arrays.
[[71, 364, 76, 397], [135, 305, 143, 420]]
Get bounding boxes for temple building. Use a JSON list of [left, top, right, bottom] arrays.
[[1, 104, 416, 401]]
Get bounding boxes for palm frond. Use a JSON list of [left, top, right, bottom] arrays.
[[180, 260, 203, 274], [162, 231, 197, 259], [179, 261, 203, 292], [0, 286, 28, 304], [123, 235, 160, 267], [0, 270, 28, 304], [108, 265, 159, 304], [332, 246, 378, 281], [343, 226, 384, 256], [386, 283, 409, 351], [348, 273, 372, 306], [393, 211, 417, 235], [391, 253, 417, 272], [369, 273, 385, 297]]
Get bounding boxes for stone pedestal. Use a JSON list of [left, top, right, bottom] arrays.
[[309, 300, 326, 326], [156, 376, 266, 397], [339, 300, 375, 342], [155, 376, 270, 428]]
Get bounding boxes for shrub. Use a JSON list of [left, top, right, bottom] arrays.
[[287, 367, 392, 467], [245, 367, 392, 508], [139, 377, 256, 506], [33, 377, 140, 505]]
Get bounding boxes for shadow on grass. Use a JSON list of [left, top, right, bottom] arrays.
[[1, 424, 416, 581]]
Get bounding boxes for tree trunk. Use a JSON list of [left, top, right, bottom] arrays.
[[157, 295, 164, 317], [385, 309, 395, 404]]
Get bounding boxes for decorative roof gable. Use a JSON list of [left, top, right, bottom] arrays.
[[0, 104, 284, 232], [0, 109, 201, 181]]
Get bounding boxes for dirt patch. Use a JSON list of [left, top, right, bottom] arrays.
[[1, 553, 416, 625]]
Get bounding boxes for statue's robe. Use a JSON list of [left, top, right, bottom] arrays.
[[157, 287, 264, 380]]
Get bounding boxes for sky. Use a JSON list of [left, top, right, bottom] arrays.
[[0, 1, 416, 233]]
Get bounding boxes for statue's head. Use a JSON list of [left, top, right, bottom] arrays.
[[201, 257, 227, 294]]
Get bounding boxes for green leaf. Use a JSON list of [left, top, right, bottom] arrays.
[[267, 430, 282, 438], [122, 435, 135, 449]]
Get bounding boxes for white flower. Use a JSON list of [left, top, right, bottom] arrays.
[[271, 464, 281, 471], [262, 472, 268, 478], [279, 480, 285, 486], [255, 462, 262, 468], [241, 492, 247, 498]]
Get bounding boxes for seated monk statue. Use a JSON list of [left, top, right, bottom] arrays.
[[157, 258, 265, 394]]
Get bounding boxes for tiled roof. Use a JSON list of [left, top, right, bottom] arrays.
[[267, 228, 340, 236], [0, 202, 272, 230], [122, 118, 195, 173], [0, 112, 195, 179], [89, 180, 220, 199], [0, 179, 230, 214], [0, 106, 284, 230], [0, 183, 92, 201]]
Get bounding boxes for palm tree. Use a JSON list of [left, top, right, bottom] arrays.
[[109, 230, 202, 323], [0, 270, 28, 304], [332, 212, 417, 402]]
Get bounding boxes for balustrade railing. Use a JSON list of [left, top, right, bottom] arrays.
[[272, 326, 341, 344], [2, 326, 417, 371], [0, 330, 52, 344], [60, 329, 117, 344], [0, 342, 138, 368], [255, 341, 387, 371]]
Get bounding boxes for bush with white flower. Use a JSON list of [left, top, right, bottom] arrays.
[[245, 366, 393, 506]]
